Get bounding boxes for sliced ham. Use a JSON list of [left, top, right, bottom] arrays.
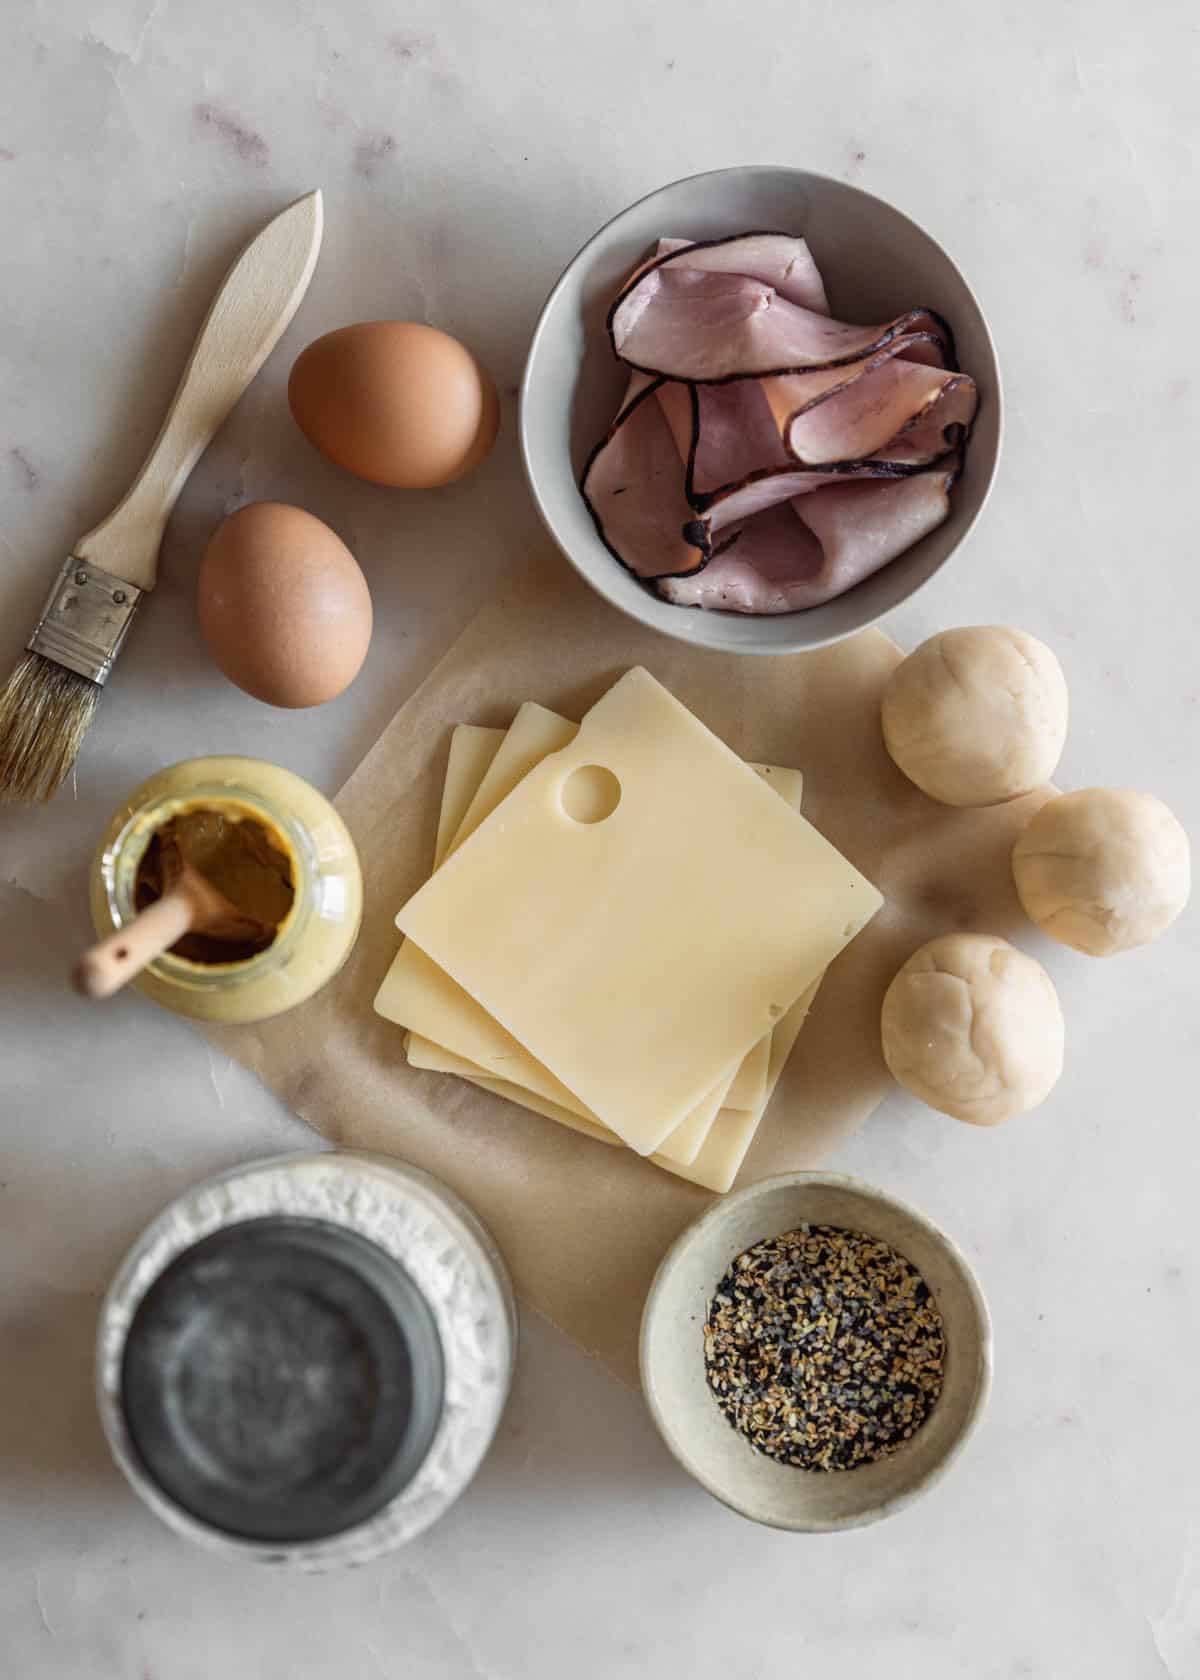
[[611, 260, 947, 382], [687, 380, 791, 498], [660, 503, 826, 613], [677, 371, 958, 512], [582, 230, 976, 613], [580, 375, 706, 579], [748, 333, 946, 450], [701, 461, 913, 535], [780, 360, 976, 467], [628, 231, 832, 314], [621, 235, 693, 289], [861, 374, 977, 466], [582, 353, 960, 579], [796, 462, 958, 580], [659, 466, 958, 614]]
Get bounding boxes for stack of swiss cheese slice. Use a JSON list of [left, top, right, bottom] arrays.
[[375, 668, 882, 1192]]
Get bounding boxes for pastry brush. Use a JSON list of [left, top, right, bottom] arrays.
[[0, 189, 324, 803]]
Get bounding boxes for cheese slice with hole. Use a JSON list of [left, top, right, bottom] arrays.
[[420, 711, 818, 1185], [396, 667, 881, 1154], [404, 704, 790, 1165], [403, 705, 800, 1161], [448, 703, 578, 859], [396, 705, 815, 1182], [393, 705, 741, 1161], [416, 703, 799, 1109]]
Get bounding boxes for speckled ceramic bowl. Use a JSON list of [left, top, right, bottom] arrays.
[[640, 1172, 992, 1530], [520, 165, 1002, 655]]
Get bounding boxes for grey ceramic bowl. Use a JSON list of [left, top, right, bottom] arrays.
[[520, 166, 1002, 654], [640, 1172, 992, 1530]]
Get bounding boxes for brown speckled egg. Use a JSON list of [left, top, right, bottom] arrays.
[[288, 321, 499, 489], [197, 502, 372, 708]]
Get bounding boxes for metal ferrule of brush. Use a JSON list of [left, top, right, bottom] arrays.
[[27, 558, 144, 687]]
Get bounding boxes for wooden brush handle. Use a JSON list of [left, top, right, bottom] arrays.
[[73, 189, 323, 593], [72, 889, 196, 999]]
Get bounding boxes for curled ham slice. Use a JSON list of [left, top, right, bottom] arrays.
[[581, 374, 706, 579], [624, 231, 832, 314], [611, 255, 947, 382], [782, 365, 974, 467], [667, 379, 930, 519], [659, 466, 958, 614], [698, 460, 917, 538], [581, 232, 977, 611], [760, 338, 975, 468]]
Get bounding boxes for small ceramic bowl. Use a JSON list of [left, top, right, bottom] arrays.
[[640, 1172, 992, 1530], [520, 165, 1002, 655]]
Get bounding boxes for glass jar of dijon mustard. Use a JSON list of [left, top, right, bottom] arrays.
[[89, 756, 362, 1024]]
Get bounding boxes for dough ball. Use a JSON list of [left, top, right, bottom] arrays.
[[1013, 788, 1190, 956], [881, 933, 1064, 1125], [881, 626, 1068, 807]]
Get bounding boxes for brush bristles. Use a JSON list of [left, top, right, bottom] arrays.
[[0, 652, 101, 803]]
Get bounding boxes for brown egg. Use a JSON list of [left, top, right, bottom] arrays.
[[197, 502, 372, 708], [288, 321, 499, 489]]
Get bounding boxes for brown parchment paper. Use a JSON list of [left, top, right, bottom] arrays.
[[200, 549, 1044, 1386]]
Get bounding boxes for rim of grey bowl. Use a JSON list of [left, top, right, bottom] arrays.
[[519, 165, 1004, 655], [639, 1170, 994, 1531]]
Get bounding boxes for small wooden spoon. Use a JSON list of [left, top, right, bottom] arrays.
[[73, 860, 266, 1000]]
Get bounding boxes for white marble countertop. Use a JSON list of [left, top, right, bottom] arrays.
[[2, 2, 1197, 1675]]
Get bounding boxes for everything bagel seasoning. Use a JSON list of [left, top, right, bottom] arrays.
[[703, 1224, 945, 1471]]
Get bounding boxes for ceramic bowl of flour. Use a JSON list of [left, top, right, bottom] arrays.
[[640, 1171, 992, 1530], [520, 165, 1002, 655], [96, 1152, 516, 1568]]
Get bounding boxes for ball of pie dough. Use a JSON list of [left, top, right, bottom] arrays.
[[882, 627, 1068, 807], [881, 933, 1065, 1125], [1013, 788, 1190, 956]]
